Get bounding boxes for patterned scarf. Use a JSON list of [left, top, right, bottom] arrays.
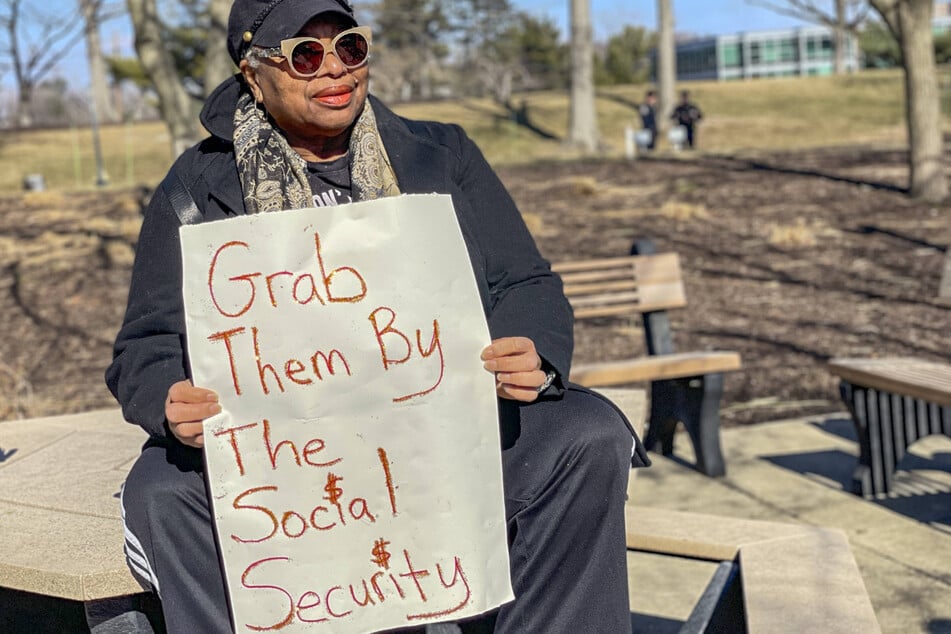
[[232, 91, 400, 213]]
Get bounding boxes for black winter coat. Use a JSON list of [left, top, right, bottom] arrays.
[[106, 78, 573, 438]]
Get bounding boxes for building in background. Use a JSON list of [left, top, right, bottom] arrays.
[[652, 25, 860, 82], [933, 1, 951, 33]]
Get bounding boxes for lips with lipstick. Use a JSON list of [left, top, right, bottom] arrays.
[[315, 85, 355, 106]]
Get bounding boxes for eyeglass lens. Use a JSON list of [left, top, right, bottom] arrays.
[[291, 32, 369, 75]]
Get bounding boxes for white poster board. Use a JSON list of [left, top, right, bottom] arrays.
[[180, 194, 513, 633]]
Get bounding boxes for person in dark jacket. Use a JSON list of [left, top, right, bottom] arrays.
[[670, 90, 703, 149], [106, 0, 647, 631], [637, 90, 658, 150]]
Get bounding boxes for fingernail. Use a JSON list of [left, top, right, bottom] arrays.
[[483, 361, 496, 371], [206, 393, 218, 402]]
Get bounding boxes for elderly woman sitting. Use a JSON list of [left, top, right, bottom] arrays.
[[106, 0, 646, 631]]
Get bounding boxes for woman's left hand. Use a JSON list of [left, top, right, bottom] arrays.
[[481, 337, 548, 402]]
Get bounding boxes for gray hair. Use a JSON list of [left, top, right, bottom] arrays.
[[244, 47, 262, 69]]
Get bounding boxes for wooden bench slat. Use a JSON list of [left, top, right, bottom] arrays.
[[572, 302, 690, 319], [829, 357, 951, 407], [562, 280, 639, 295], [571, 352, 743, 386], [566, 284, 687, 313], [558, 269, 639, 284], [569, 290, 643, 308], [554, 253, 682, 282], [552, 253, 672, 273], [557, 265, 683, 287]]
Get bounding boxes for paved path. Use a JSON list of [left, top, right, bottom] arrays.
[[627, 413, 951, 633]]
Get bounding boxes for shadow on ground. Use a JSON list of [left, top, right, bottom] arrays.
[[760, 417, 951, 527]]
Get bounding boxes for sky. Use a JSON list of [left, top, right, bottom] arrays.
[[1, 0, 816, 92]]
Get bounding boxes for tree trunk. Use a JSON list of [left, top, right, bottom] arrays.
[[126, 0, 201, 157], [80, 0, 118, 124], [567, 0, 599, 153], [939, 247, 951, 300], [870, 0, 947, 202], [5, 0, 30, 128], [898, 0, 947, 201], [656, 0, 675, 135], [833, 0, 847, 74], [15, 84, 33, 128], [204, 0, 234, 98]]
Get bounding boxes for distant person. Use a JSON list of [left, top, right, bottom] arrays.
[[637, 90, 658, 150], [671, 90, 703, 149]]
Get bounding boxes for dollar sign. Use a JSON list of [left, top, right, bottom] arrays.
[[371, 538, 392, 569], [324, 473, 343, 506]]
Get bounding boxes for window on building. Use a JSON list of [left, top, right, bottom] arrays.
[[780, 38, 798, 62], [749, 41, 761, 64], [721, 43, 742, 68], [806, 35, 833, 60], [807, 35, 833, 60], [763, 40, 778, 63]]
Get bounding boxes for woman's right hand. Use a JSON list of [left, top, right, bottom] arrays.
[[165, 380, 221, 448]]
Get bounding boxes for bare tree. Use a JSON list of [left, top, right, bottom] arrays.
[[870, 0, 947, 201], [79, 0, 122, 124], [567, 0, 598, 152], [0, 0, 84, 127], [203, 0, 233, 97], [656, 0, 675, 135], [750, 0, 867, 73], [126, 0, 201, 156]]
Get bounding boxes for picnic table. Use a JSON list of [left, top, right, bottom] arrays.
[[829, 356, 951, 497]]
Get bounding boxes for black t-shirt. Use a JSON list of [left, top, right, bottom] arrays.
[[306, 154, 353, 207]]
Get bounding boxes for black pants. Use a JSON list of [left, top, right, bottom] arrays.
[[684, 124, 696, 149], [121, 387, 638, 633]]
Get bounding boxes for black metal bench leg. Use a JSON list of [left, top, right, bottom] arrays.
[[683, 373, 727, 477], [646, 376, 727, 477], [645, 380, 680, 455]]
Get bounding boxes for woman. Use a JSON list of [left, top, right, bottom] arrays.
[[106, 0, 646, 631]]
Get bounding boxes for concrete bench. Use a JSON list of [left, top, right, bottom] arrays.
[[0, 408, 160, 632], [552, 239, 742, 477], [0, 390, 647, 632], [829, 356, 951, 497], [626, 506, 881, 632]]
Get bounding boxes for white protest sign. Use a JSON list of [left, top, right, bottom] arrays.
[[180, 194, 513, 633]]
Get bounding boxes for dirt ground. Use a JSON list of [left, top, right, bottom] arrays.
[[1, 145, 948, 425]]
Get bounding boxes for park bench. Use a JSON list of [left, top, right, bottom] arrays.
[[828, 356, 951, 498], [552, 239, 742, 477]]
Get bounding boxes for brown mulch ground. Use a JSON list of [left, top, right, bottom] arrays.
[[1, 146, 948, 425]]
